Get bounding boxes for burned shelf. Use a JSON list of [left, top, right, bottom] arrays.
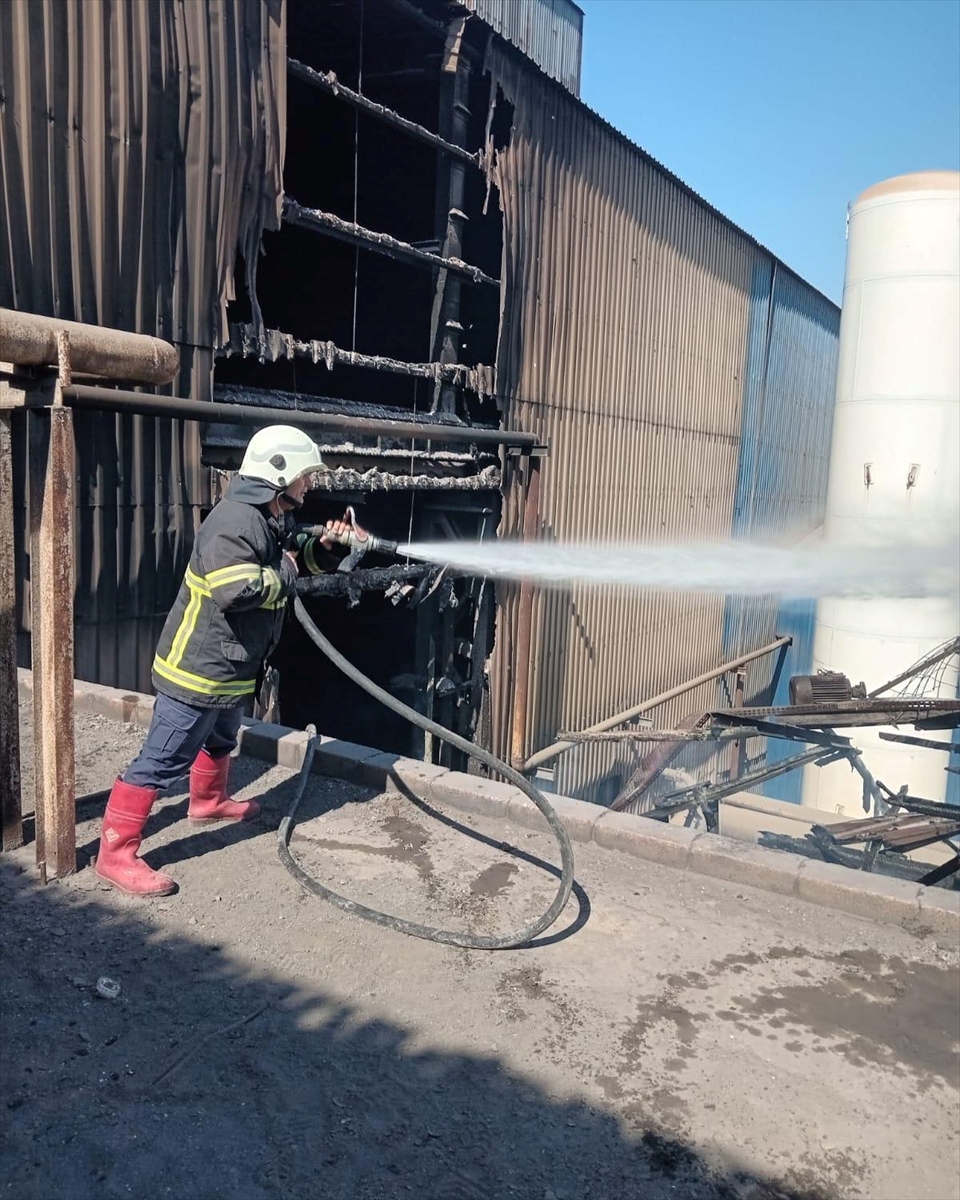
[[206, 384, 507, 488], [306, 464, 501, 493], [282, 198, 499, 288], [287, 59, 482, 168], [221, 324, 495, 398], [296, 564, 434, 598]]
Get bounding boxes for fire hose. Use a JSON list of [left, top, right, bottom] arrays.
[[279, 591, 576, 950]]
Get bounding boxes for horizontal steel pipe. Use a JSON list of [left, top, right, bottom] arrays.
[[58, 384, 541, 450], [0, 309, 178, 384]]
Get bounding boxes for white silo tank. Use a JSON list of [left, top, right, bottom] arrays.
[[802, 171, 960, 816]]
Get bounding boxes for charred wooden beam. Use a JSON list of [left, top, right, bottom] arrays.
[[288, 59, 482, 167], [282, 197, 499, 288], [874, 783, 960, 819], [223, 323, 495, 397], [295, 564, 434, 599]]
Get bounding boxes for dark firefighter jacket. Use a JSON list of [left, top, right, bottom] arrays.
[[151, 475, 336, 708]]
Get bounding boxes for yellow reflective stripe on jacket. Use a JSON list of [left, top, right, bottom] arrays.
[[205, 563, 262, 590], [261, 567, 283, 607], [153, 654, 256, 697], [303, 539, 321, 576], [168, 568, 210, 668], [205, 562, 284, 610]]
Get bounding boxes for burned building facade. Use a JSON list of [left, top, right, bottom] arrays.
[[1, 0, 840, 803]]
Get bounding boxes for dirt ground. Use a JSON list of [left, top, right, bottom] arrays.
[[2, 708, 959, 1200]]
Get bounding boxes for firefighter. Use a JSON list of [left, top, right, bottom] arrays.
[[95, 424, 350, 897]]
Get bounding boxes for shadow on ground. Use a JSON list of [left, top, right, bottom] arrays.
[[1, 854, 831, 1200]]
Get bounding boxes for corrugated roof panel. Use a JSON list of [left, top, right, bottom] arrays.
[[464, 0, 583, 94]]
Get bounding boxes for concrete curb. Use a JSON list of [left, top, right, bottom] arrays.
[[21, 671, 960, 943]]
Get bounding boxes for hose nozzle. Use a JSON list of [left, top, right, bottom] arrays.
[[327, 527, 399, 557], [296, 506, 398, 559]]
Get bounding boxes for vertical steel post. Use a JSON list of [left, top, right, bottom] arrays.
[[29, 337, 77, 879], [430, 15, 470, 415], [511, 454, 541, 769], [0, 406, 23, 850], [728, 668, 746, 781]]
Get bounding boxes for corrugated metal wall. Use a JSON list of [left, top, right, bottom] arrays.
[[721, 261, 840, 800], [485, 43, 841, 804], [464, 0, 582, 94], [0, 0, 285, 690]]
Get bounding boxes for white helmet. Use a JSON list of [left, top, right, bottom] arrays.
[[239, 425, 324, 490]]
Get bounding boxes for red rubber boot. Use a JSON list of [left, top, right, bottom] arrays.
[[188, 749, 260, 823], [95, 779, 176, 896]]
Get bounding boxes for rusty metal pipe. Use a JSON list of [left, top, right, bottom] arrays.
[[0, 309, 178, 384], [522, 635, 793, 774], [510, 456, 541, 769], [58, 384, 541, 451]]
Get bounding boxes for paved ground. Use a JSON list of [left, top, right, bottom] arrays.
[[2, 710, 959, 1200]]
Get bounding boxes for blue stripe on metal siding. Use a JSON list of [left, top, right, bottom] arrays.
[[721, 257, 840, 802], [759, 599, 818, 802]]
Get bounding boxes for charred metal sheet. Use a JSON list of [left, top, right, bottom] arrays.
[[282, 198, 499, 288], [288, 59, 482, 167], [222, 324, 495, 397], [0, 411, 22, 850]]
